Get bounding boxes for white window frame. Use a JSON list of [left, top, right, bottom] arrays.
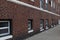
[[0, 21, 10, 36], [51, 0, 53, 7]]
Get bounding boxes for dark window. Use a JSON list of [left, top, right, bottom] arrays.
[[0, 22, 8, 27], [45, 19, 49, 26], [40, 19, 44, 31], [0, 29, 8, 34], [28, 19, 32, 31], [45, 0, 48, 10], [40, 0, 44, 8]]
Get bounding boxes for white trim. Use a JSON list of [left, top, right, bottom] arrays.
[[40, 28, 44, 31], [58, 20, 60, 24], [7, 0, 60, 16], [0, 35, 13, 40], [28, 30, 34, 33], [0, 33, 9, 36], [0, 21, 9, 22], [45, 0, 48, 4], [30, 0, 35, 2], [0, 27, 8, 29], [51, 0, 53, 7]]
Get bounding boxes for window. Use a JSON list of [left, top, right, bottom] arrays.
[[0, 20, 11, 37], [28, 20, 32, 31], [40, 19, 44, 31], [45, 0, 48, 9], [40, 0, 44, 8], [28, 19, 33, 33], [30, 0, 34, 2], [45, 19, 49, 29]]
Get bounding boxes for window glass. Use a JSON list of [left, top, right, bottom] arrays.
[[0, 22, 8, 27], [0, 29, 8, 34]]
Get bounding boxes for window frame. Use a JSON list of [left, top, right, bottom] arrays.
[[0, 21, 10, 37], [28, 19, 34, 33], [28, 19, 33, 30]]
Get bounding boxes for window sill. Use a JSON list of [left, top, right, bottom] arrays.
[[0, 35, 13, 40], [40, 29, 44, 31], [28, 30, 34, 33], [30, 0, 35, 2]]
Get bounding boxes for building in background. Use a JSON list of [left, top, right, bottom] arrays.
[[0, 0, 60, 40]]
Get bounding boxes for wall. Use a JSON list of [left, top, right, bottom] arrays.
[[0, 0, 59, 40]]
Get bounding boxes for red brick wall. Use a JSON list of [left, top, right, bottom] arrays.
[[0, 0, 59, 40]]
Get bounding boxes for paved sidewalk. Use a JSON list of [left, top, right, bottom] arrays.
[[26, 25, 60, 40]]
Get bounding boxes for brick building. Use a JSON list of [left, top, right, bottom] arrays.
[[0, 0, 60, 40]]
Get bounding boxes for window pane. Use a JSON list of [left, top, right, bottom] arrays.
[[0, 29, 8, 34], [0, 22, 8, 27]]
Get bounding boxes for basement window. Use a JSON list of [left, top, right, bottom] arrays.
[[45, 19, 49, 29], [0, 20, 12, 40], [45, 0, 48, 4], [28, 19, 34, 33]]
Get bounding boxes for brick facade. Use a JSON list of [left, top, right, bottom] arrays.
[[0, 0, 60, 40]]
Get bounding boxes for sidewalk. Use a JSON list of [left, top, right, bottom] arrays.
[[26, 25, 60, 40]]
